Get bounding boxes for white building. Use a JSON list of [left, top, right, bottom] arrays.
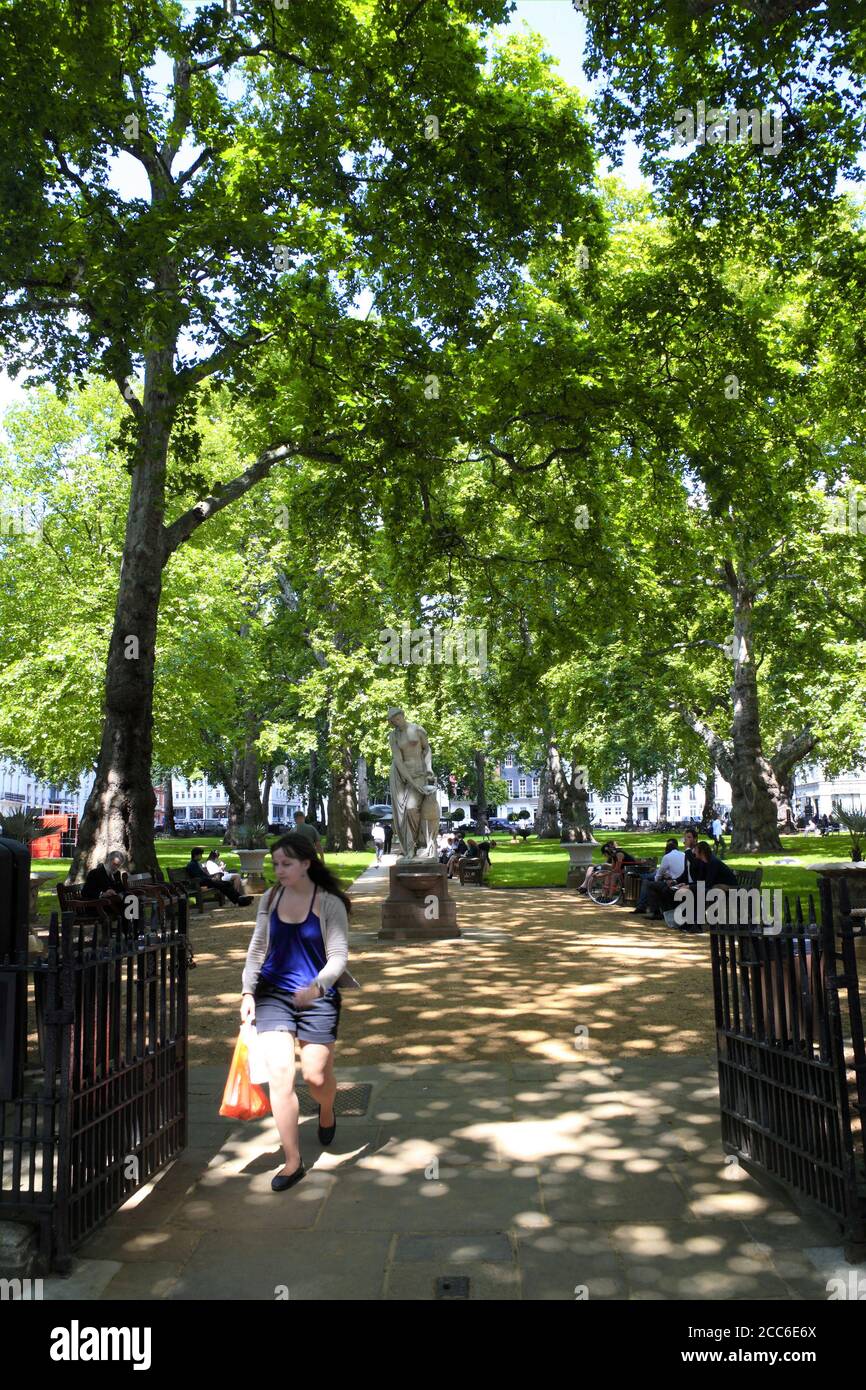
[[0, 760, 293, 829], [792, 764, 866, 818], [0, 759, 92, 819], [587, 773, 733, 827]]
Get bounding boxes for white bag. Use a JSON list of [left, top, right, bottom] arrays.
[[242, 1021, 269, 1086]]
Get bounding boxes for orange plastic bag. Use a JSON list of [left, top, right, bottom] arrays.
[[219, 1027, 271, 1120]]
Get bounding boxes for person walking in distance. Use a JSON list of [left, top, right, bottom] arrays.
[[292, 809, 323, 857], [240, 834, 360, 1191], [371, 821, 385, 863]]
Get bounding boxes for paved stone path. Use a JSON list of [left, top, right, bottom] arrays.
[[41, 860, 851, 1301]]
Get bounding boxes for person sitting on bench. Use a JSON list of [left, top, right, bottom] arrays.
[[186, 847, 252, 906], [82, 849, 128, 915], [205, 849, 244, 894], [633, 838, 683, 914]]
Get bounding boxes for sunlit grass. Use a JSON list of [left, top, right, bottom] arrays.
[[32, 839, 374, 917], [478, 831, 854, 898]]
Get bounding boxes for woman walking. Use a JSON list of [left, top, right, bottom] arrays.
[[240, 833, 359, 1192]]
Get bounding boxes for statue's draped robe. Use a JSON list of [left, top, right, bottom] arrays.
[[389, 723, 436, 859]]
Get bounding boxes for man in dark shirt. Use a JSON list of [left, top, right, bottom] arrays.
[[186, 847, 252, 906], [82, 850, 127, 914]]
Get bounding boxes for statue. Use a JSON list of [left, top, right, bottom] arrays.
[[387, 708, 439, 860]]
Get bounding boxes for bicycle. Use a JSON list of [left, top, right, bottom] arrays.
[[585, 863, 628, 906]]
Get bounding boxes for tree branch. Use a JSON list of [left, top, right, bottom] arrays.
[[162, 438, 342, 558], [672, 705, 734, 782], [771, 728, 817, 780], [189, 43, 332, 76], [174, 328, 275, 391]]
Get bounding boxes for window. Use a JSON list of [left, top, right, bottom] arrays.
[[532, 776, 540, 795], [519, 778, 527, 797], [505, 754, 514, 768], [508, 781, 516, 797]]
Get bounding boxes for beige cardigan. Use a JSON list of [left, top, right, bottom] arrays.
[[242, 885, 361, 997]]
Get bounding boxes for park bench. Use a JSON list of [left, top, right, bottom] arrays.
[[459, 856, 485, 886], [622, 859, 658, 905], [167, 867, 224, 913], [458, 844, 494, 886], [733, 867, 763, 891], [56, 883, 110, 931]]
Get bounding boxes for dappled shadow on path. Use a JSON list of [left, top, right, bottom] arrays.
[[184, 886, 716, 1067]]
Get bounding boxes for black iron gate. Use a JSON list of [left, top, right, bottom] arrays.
[[710, 878, 866, 1247], [0, 895, 189, 1270]]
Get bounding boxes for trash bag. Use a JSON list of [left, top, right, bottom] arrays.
[[219, 1026, 271, 1120]]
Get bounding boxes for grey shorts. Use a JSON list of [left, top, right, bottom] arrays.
[[254, 985, 341, 1044]]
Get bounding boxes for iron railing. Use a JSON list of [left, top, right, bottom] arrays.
[[0, 895, 189, 1270], [710, 880, 866, 1246]]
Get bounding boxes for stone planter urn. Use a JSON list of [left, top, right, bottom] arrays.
[[808, 861, 866, 918], [565, 843, 595, 890], [236, 849, 267, 894]]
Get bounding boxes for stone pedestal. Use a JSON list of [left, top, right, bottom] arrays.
[[379, 861, 460, 941], [565, 843, 595, 889], [237, 850, 268, 895]]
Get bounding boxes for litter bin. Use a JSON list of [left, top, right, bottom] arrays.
[[0, 836, 31, 1099]]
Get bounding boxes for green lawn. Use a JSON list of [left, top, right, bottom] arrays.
[[32, 838, 375, 919], [480, 830, 853, 900]]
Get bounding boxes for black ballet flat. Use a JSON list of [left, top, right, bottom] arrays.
[[318, 1105, 337, 1146], [271, 1162, 306, 1192]]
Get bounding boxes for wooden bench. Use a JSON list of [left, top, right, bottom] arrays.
[[622, 859, 657, 905], [167, 867, 224, 913], [459, 856, 485, 886], [734, 868, 763, 891], [56, 883, 110, 930]]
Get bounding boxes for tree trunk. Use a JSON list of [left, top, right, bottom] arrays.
[[548, 740, 573, 838], [162, 773, 176, 836], [572, 763, 593, 838], [307, 748, 318, 821], [536, 758, 560, 839], [624, 762, 635, 830], [260, 762, 274, 827], [219, 751, 246, 845], [727, 583, 784, 852], [241, 713, 264, 827], [356, 755, 369, 813], [700, 764, 716, 833], [474, 751, 488, 834], [328, 746, 363, 851], [659, 767, 669, 826], [72, 384, 174, 879], [677, 571, 816, 854]]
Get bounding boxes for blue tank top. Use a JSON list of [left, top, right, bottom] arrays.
[[260, 888, 336, 997]]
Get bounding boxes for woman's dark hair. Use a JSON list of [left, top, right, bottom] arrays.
[[269, 833, 352, 913], [696, 840, 714, 858], [207, 850, 220, 861]]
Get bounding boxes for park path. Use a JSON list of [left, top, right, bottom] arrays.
[[41, 860, 847, 1301]]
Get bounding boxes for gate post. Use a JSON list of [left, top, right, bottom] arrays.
[[0, 837, 31, 1100]]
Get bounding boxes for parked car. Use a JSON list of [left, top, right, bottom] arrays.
[[486, 818, 513, 832]]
